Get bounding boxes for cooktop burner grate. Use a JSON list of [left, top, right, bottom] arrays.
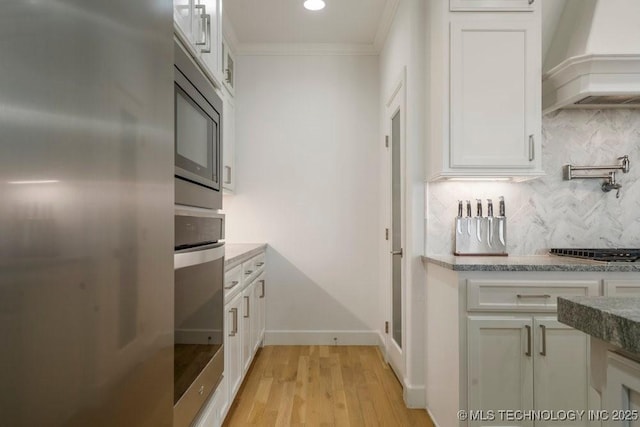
[[550, 248, 640, 262]]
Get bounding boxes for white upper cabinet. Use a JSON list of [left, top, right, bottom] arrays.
[[174, 0, 194, 44], [450, 0, 536, 12], [426, 2, 544, 181], [222, 92, 235, 192], [197, 0, 222, 83], [173, 0, 223, 88], [449, 18, 541, 170], [222, 36, 236, 96]]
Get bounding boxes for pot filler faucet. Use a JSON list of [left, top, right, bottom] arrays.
[[563, 155, 630, 198]]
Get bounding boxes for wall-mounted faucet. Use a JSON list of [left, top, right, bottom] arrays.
[[563, 155, 630, 199], [601, 171, 622, 198]]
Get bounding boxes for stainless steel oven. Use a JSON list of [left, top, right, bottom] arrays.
[[174, 208, 225, 427], [174, 39, 223, 210]]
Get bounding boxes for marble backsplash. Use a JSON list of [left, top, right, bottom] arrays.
[[426, 109, 640, 255]]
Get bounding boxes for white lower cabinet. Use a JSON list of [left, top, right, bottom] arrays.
[[195, 250, 266, 426], [241, 283, 253, 375], [226, 291, 243, 403], [424, 266, 605, 427], [603, 352, 640, 427], [468, 315, 591, 426], [533, 317, 591, 427], [468, 316, 534, 426]]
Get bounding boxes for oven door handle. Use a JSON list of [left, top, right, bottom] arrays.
[[174, 243, 225, 270]]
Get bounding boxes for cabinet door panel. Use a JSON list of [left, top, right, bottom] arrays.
[[225, 294, 243, 400], [604, 280, 640, 297], [198, 0, 221, 78], [241, 285, 252, 374], [604, 352, 640, 427], [468, 316, 534, 426], [450, 0, 535, 12], [533, 316, 591, 427], [222, 93, 235, 192], [174, 0, 194, 43], [450, 20, 540, 169]]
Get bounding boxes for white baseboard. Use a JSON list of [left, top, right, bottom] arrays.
[[403, 382, 426, 408], [376, 330, 385, 350], [426, 407, 443, 427], [264, 330, 380, 346]]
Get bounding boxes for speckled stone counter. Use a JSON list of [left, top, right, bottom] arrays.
[[558, 297, 640, 355], [424, 255, 640, 272], [225, 243, 266, 269]]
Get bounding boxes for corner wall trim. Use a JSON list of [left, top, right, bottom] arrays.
[[403, 383, 426, 409]]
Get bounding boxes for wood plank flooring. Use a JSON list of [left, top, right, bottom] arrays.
[[223, 346, 435, 427]]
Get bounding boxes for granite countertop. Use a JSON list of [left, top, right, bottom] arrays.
[[424, 254, 640, 272], [225, 243, 267, 268], [558, 297, 640, 355]]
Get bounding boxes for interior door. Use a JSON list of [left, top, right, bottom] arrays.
[[386, 76, 405, 381]]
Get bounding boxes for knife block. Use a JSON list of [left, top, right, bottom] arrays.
[[454, 217, 507, 256]]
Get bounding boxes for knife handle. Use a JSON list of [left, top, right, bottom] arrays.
[[476, 199, 483, 217]]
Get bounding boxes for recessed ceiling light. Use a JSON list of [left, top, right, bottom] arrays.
[[304, 0, 325, 11]]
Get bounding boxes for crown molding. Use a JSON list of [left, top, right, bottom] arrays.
[[235, 42, 379, 56], [229, 0, 398, 56], [373, 0, 400, 51]]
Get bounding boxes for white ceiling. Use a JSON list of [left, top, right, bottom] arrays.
[[225, 0, 567, 56], [224, 0, 393, 47]]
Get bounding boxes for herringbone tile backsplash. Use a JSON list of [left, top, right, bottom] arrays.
[[427, 109, 640, 255]]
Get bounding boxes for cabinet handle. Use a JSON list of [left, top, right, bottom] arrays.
[[225, 280, 239, 290], [229, 308, 238, 336], [260, 279, 265, 298], [194, 4, 207, 46], [201, 13, 211, 53], [225, 68, 233, 85], [517, 294, 551, 299], [256, 262, 265, 267], [244, 296, 250, 318], [245, 269, 253, 275], [529, 135, 535, 161], [224, 165, 232, 184], [528, 0, 534, 4], [525, 325, 532, 357], [539, 325, 547, 356]]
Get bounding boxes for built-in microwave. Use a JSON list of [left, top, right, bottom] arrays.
[[174, 39, 223, 210]]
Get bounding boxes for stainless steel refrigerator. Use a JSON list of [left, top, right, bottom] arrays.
[[0, 1, 174, 426]]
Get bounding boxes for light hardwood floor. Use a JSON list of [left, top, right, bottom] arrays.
[[223, 346, 435, 427]]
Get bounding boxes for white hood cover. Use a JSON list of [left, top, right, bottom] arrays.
[[542, 0, 640, 114]]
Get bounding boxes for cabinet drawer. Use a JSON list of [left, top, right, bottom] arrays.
[[467, 280, 600, 312], [604, 280, 640, 297], [224, 264, 242, 301], [242, 257, 257, 282], [253, 253, 266, 274]]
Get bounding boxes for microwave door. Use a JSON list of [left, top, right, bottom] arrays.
[[174, 85, 219, 189]]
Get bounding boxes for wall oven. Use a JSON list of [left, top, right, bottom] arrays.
[[174, 208, 225, 427], [174, 39, 223, 210]]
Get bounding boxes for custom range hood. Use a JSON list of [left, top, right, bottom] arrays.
[[542, 0, 640, 114]]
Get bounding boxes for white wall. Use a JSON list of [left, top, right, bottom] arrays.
[[379, 0, 427, 407], [223, 54, 381, 345]]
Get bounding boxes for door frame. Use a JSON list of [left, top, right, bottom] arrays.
[[384, 67, 407, 382]]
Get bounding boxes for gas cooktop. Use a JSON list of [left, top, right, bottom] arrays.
[[550, 248, 640, 262]]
